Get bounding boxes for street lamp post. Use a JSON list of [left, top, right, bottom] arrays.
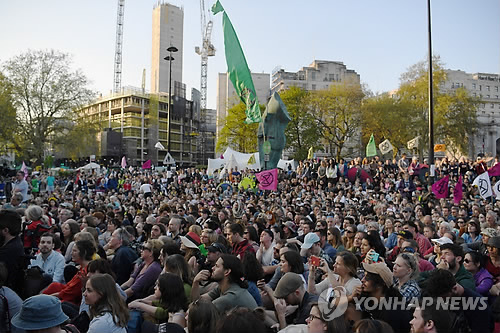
[[427, 0, 435, 184], [164, 46, 178, 156]]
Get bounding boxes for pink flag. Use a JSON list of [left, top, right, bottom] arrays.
[[121, 156, 127, 169], [220, 154, 224, 159], [21, 161, 28, 179], [141, 159, 151, 169], [256, 168, 278, 191], [453, 175, 463, 204], [431, 175, 449, 199], [488, 163, 500, 176]]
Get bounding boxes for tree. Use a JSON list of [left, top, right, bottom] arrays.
[[306, 82, 364, 160], [3, 49, 94, 162], [279, 86, 320, 160], [361, 94, 414, 151], [216, 102, 263, 153], [0, 71, 18, 149], [361, 56, 478, 157]]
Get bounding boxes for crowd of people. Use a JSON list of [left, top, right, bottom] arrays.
[[0, 154, 499, 333]]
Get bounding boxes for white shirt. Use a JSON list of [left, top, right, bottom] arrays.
[[29, 250, 65, 283]]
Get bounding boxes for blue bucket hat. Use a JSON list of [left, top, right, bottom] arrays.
[[12, 295, 69, 330]]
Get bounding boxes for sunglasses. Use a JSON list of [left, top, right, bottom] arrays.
[[463, 259, 472, 264]]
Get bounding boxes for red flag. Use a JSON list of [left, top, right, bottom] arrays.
[[488, 163, 500, 176], [141, 159, 151, 169], [431, 175, 449, 199], [453, 176, 463, 205], [256, 168, 278, 191]]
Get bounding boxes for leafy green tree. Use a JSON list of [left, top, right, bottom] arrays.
[[361, 56, 478, 157], [306, 82, 364, 159], [0, 71, 19, 150], [279, 86, 320, 160], [3, 49, 94, 162], [216, 102, 263, 153]]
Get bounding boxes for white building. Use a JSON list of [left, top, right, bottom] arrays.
[[444, 69, 500, 157], [216, 72, 270, 141], [271, 60, 362, 158], [271, 60, 360, 94], [151, 1, 183, 94]]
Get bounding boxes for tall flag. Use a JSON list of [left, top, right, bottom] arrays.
[[141, 159, 151, 169], [212, 1, 261, 123], [488, 163, 500, 177], [366, 134, 377, 157], [307, 147, 314, 160], [407, 136, 420, 150], [453, 176, 463, 204], [473, 172, 492, 199], [21, 161, 28, 179], [121, 156, 127, 169], [378, 139, 393, 155], [431, 175, 449, 199], [494, 179, 500, 200], [256, 168, 278, 191]]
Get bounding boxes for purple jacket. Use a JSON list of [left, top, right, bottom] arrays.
[[474, 267, 494, 296]]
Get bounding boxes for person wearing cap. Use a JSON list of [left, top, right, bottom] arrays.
[[386, 230, 413, 262], [420, 243, 476, 291], [192, 254, 257, 313], [272, 272, 319, 329], [467, 227, 497, 256], [426, 236, 451, 267], [283, 221, 297, 239], [11, 295, 71, 332], [206, 242, 226, 268], [300, 232, 333, 267], [351, 262, 411, 333]]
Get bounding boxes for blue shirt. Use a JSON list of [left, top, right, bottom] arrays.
[[29, 250, 66, 283]]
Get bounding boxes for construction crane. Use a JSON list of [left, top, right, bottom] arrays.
[[113, 0, 125, 93], [195, 0, 216, 111]]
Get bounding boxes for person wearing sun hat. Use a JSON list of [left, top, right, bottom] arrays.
[[352, 262, 411, 333], [466, 227, 497, 256], [11, 294, 69, 332]]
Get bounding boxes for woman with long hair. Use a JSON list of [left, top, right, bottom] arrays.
[[463, 251, 493, 296], [244, 226, 260, 252], [84, 273, 129, 333], [187, 298, 219, 333], [327, 227, 344, 251], [62, 219, 80, 262], [128, 273, 188, 327], [163, 254, 193, 302], [308, 251, 361, 298], [121, 239, 163, 300], [359, 231, 386, 264], [342, 226, 358, 252]]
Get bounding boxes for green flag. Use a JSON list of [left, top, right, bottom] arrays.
[[366, 134, 377, 157], [212, 0, 261, 124]]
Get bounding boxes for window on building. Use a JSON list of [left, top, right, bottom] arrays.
[[496, 86, 499, 92], [487, 86, 490, 91], [487, 95, 490, 98], [492, 103, 495, 109], [480, 85, 482, 91], [311, 72, 316, 80], [311, 84, 316, 90], [472, 83, 476, 89]]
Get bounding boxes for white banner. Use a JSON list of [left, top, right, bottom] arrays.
[[473, 172, 493, 199], [378, 139, 393, 154]]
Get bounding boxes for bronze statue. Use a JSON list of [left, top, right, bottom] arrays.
[[258, 92, 291, 170]]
